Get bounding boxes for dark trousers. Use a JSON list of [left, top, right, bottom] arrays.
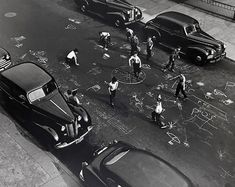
[[165, 59, 175, 71], [66, 57, 75, 64], [100, 36, 110, 48], [109, 90, 116, 106], [152, 111, 162, 127], [146, 48, 152, 61], [133, 63, 141, 78], [175, 84, 187, 98]]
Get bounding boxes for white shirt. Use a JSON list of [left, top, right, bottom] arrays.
[[155, 101, 163, 114], [67, 50, 76, 59], [109, 81, 118, 91], [67, 50, 79, 65], [100, 32, 110, 38], [129, 55, 141, 67], [180, 75, 186, 90], [126, 28, 134, 36]]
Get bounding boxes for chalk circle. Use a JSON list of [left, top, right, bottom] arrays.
[[4, 12, 17, 17], [111, 66, 146, 85]]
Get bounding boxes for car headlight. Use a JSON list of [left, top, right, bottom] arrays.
[[5, 54, 10, 60], [127, 10, 131, 15], [223, 44, 226, 49], [210, 49, 216, 55], [77, 115, 82, 121]]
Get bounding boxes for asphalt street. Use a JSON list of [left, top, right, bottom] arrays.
[[0, 0, 235, 186]]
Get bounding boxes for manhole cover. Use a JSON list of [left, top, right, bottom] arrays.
[[4, 12, 17, 17], [111, 66, 146, 85]]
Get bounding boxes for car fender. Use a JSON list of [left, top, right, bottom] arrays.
[[144, 25, 161, 40], [34, 123, 59, 142], [73, 106, 90, 122], [107, 12, 125, 21], [81, 0, 89, 5], [187, 46, 209, 57]]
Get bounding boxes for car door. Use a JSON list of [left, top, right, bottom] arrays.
[[10, 85, 31, 122], [83, 168, 107, 187], [170, 24, 189, 50], [90, 0, 107, 15]]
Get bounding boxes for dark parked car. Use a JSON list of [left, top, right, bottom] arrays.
[[77, 0, 142, 27], [0, 47, 11, 71], [0, 62, 93, 149], [79, 141, 194, 187], [144, 11, 226, 65]]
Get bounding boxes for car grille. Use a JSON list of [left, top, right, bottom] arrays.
[[66, 122, 81, 138], [0, 58, 11, 70]]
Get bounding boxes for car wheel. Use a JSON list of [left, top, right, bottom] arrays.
[[193, 54, 205, 66], [80, 3, 88, 13]]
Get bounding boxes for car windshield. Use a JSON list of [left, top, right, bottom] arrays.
[[185, 24, 200, 35], [28, 80, 57, 102]]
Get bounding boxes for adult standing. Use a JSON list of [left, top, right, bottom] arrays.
[[108, 77, 119, 107], [126, 27, 134, 42], [129, 52, 142, 79], [130, 34, 140, 55], [152, 95, 166, 128], [66, 48, 79, 66], [99, 31, 111, 50], [146, 37, 154, 61], [163, 47, 181, 72], [174, 74, 187, 99]]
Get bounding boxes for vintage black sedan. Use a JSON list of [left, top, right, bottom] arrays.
[[144, 11, 226, 65], [79, 141, 194, 187], [76, 0, 142, 27], [0, 62, 93, 149], [0, 47, 11, 71]]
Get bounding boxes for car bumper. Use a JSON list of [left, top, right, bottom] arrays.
[[55, 126, 93, 149], [208, 52, 226, 63]]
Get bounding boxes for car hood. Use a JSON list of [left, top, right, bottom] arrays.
[[108, 0, 134, 10], [33, 90, 74, 122], [189, 30, 223, 49]]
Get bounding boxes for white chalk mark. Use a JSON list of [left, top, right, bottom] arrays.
[[120, 55, 128, 59], [196, 81, 205, 86], [225, 81, 235, 90], [167, 132, 181, 145], [213, 89, 227, 97], [205, 92, 214, 99], [62, 62, 70, 69], [103, 53, 110, 59], [87, 67, 102, 75], [65, 24, 76, 30], [142, 64, 151, 69], [219, 167, 235, 178], [68, 18, 81, 24], [4, 12, 17, 17], [168, 121, 176, 129], [220, 99, 234, 105], [146, 92, 154, 97], [86, 85, 101, 92], [20, 53, 27, 60]]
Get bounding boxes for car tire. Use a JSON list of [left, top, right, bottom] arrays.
[[80, 3, 88, 13], [193, 54, 205, 66]]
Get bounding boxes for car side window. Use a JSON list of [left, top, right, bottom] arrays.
[[171, 24, 185, 35], [154, 18, 171, 31]]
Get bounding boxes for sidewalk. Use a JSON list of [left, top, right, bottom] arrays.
[[0, 111, 81, 187], [129, 0, 235, 60]]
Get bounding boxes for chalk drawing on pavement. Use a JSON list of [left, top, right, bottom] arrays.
[[111, 66, 146, 85], [120, 43, 131, 50], [219, 167, 235, 179], [4, 12, 17, 18], [142, 64, 151, 70], [213, 89, 227, 97], [19, 53, 27, 60], [183, 107, 217, 136], [225, 81, 235, 90], [103, 53, 110, 60], [68, 18, 81, 24], [29, 50, 48, 64], [86, 84, 101, 92], [65, 24, 76, 30], [220, 99, 234, 105], [189, 95, 228, 121], [11, 36, 26, 48], [166, 131, 181, 145], [196, 81, 205, 86], [129, 92, 144, 112], [62, 62, 70, 69], [87, 67, 102, 75], [120, 54, 128, 59], [176, 64, 199, 74], [108, 117, 135, 134]]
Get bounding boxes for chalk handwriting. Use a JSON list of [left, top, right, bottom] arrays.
[[65, 24, 76, 30], [68, 18, 81, 24], [225, 81, 235, 90], [87, 67, 102, 75], [213, 89, 227, 97], [219, 167, 235, 179]]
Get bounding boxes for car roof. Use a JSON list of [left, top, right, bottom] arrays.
[[156, 11, 198, 27], [103, 148, 193, 187], [1, 62, 53, 92]]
